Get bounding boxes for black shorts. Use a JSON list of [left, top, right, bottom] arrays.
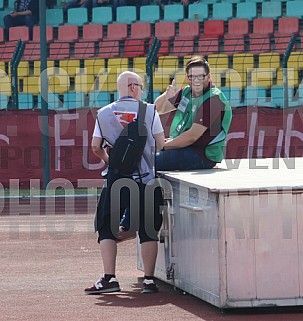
[[95, 170, 163, 244]]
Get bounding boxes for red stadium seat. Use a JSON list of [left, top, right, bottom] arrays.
[[224, 36, 245, 55], [172, 37, 194, 57], [106, 23, 128, 40], [130, 22, 151, 39], [0, 28, 4, 43], [277, 17, 299, 34], [49, 42, 70, 60], [178, 20, 200, 39], [249, 34, 271, 54], [9, 26, 30, 42], [73, 41, 95, 59], [203, 20, 225, 37], [0, 41, 18, 62], [98, 40, 120, 58], [22, 42, 41, 61], [56, 25, 79, 42], [123, 39, 146, 58], [32, 26, 54, 43], [252, 18, 274, 35], [197, 36, 220, 55], [227, 19, 249, 36], [155, 21, 175, 40], [81, 23, 103, 42]]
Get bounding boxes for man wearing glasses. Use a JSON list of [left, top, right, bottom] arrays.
[[155, 56, 232, 171], [86, 71, 165, 295]]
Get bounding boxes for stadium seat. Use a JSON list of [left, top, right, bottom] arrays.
[[235, 2, 257, 20], [0, 41, 18, 62], [84, 58, 106, 76], [156, 56, 179, 76], [163, 4, 184, 22], [33, 60, 55, 77], [203, 20, 225, 37], [132, 56, 146, 79], [207, 54, 229, 69], [252, 18, 274, 35], [130, 22, 151, 39], [9, 26, 30, 42], [261, 1, 282, 19], [178, 20, 200, 39], [81, 24, 103, 42], [73, 42, 95, 59], [212, 2, 233, 20], [174, 70, 187, 88], [67, 7, 88, 26], [37, 93, 61, 110], [56, 25, 79, 42], [243, 86, 267, 106], [123, 39, 146, 58], [249, 34, 271, 54], [221, 87, 242, 108], [59, 59, 81, 77], [227, 19, 249, 36], [187, 3, 209, 22], [273, 34, 297, 54], [0, 68, 11, 95], [106, 23, 128, 40], [270, 85, 292, 108], [224, 36, 245, 55], [11, 61, 29, 79], [273, 18, 299, 54], [91, 7, 113, 25], [139, 5, 160, 23], [63, 92, 86, 109], [155, 21, 175, 40], [232, 53, 254, 88], [48, 72, 70, 94], [172, 37, 194, 57], [74, 73, 95, 93], [49, 43, 70, 60], [18, 93, 34, 109], [116, 6, 137, 24], [0, 94, 9, 110], [98, 40, 120, 58], [0, 27, 3, 42], [22, 76, 40, 94], [286, 0, 303, 19], [89, 91, 111, 108], [32, 26, 54, 43], [46, 8, 64, 27], [276, 67, 298, 87], [22, 42, 41, 61], [0, 0, 4, 9], [197, 37, 220, 55]]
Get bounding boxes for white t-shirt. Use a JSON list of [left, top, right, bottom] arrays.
[[93, 98, 163, 184]]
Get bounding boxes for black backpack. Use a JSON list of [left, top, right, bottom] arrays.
[[108, 101, 148, 177]]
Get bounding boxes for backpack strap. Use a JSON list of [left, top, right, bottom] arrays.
[[137, 100, 147, 124]]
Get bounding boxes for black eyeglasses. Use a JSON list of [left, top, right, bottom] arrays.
[[128, 83, 143, 90], [187, 74, 209, 81]]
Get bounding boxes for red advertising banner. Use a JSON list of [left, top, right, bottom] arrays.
[[0, 106, 303, 187]]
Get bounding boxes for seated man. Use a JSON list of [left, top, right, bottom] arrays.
[[4, 0, 39, 41]]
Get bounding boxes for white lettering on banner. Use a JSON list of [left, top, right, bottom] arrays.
[[0, 134, 9, 145], [285, 113, 303, 157], [55, 113, 79, 171], [82, 130, 104, 170], [248, 111, 257, 158]]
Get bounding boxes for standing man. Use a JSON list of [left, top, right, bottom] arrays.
[[155, 56, 232, 171], [4, 0, 39, 41], [85, 71, 165, 295]]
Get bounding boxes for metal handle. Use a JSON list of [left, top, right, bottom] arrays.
[[179, 203, 211, 212]]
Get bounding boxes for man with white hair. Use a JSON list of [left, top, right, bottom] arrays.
[[85, 71, 165, 294]]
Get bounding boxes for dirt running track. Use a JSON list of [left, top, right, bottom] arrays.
[[1, 214, 303, 321]]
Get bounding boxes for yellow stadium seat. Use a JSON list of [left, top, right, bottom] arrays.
[[249, 68, 276, 89], [207, 54, 229, 69], [232, 53, 254, 88], [59, 59, 81, 77], [48, 70, 70, 94], [84, 58, 106, 76], [133, 57, 146, 75], [153, 71, 171, 92], [156, 55, 179, 77], [0, 69, 11, 95], [74, 73, 96, 93], [33, 60, 55, 77], [22, 76, 40, 94], [276, 68, 298, 87], [258, 52, 281, 69], [174, 69, 187, 88]]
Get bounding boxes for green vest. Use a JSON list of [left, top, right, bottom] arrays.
[[169, 85, 232, 163]]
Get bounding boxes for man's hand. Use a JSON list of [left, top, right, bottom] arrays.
[[165, 78, 176, 99]]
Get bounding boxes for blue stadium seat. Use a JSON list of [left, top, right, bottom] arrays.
[[63, 92, 86, 109], [140, 5, 160, 23], [67, 7, 88, 26], [91, 7, 113, 25], [89, 91, 111, 108], [212, 2, 233, 20], [0, 94, 9, 110], [46, 8, 64, 27], [261, 2, 282, 19], [163, 4, 184, 22], [116, 6, 137, 24], [243, 86, 267, 106], [18, 93, 34, 110], [236, 2, 257, 20], [38, 93, 62, 110], [187, 3, 209, 22], [286, 1, 303, 19]]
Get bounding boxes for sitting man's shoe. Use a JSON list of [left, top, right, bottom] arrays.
[[85, 277, 121, 294], [142, 279, 159, 294]]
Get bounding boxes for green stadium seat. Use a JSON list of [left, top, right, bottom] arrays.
[[140, 5, 160, 23], [116, 6, 137, 24], [67, 7, 88, 26], [163, 4, 184, 22], [91, 7, 113, 25], [46, 8, 64, 27]]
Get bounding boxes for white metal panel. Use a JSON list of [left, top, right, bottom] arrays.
[[296, 192, 303, 297], [254, 192, 300, 299], [224, 193, 257, 300]]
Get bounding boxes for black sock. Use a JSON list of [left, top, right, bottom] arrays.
[[144, 275, 154, 280], [104, 274, 116, 281]]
